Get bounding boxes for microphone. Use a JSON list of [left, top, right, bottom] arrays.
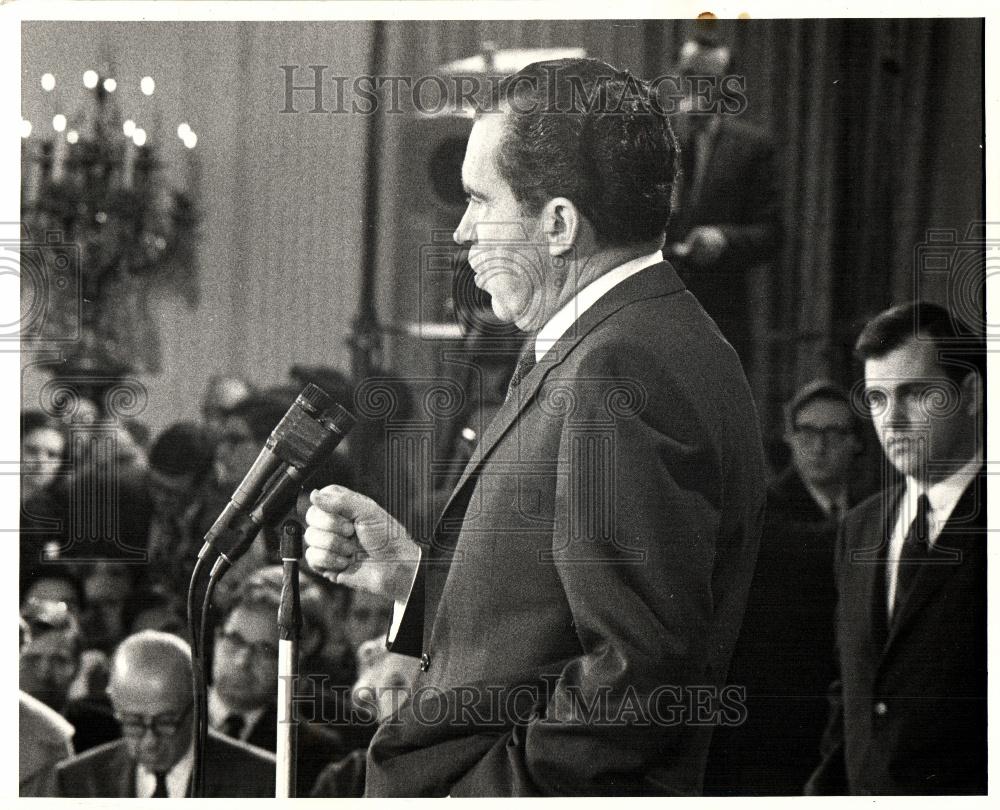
[[199, 384, 355, 567]]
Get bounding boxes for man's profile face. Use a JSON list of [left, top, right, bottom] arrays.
[[786, 398, 858, 488], [110, 671, 193, 772], [19, 629, 78, 709], [864, 335, 978, 482], [212, 604, 279, 711], [453, 114, 550, 332]]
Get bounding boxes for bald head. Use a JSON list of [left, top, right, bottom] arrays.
[[110, 630, 192, 698], [108, 631, 195, 772]]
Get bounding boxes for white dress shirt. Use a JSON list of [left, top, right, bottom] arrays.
[[534, 250, 664, 362], [886, 452, 982, 617], [388, 250, 665, 642], [135, 742, 195, 798]]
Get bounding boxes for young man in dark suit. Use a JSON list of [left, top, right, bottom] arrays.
[[807, 301, 985, 794], [56, 630, 275, 797], [302, 58, 767, 795]]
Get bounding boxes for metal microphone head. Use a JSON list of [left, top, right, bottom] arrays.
[[296, 383, 334, 417]]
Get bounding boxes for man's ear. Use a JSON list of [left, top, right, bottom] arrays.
[[541, 197, 580, 257], [961, 370, 982, 418]]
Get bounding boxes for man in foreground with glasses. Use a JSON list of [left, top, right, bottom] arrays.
[[55, 630, 275, 797]]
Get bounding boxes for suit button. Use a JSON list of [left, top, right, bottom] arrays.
[[874, 701, 888, 716], [419, 653, 431, 672]]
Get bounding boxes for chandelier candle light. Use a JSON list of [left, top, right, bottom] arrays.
[[21, 69, 202, 375]]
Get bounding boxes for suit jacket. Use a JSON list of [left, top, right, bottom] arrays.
[[807, 472, 987, 794], [704, 467, 859, 795], [665, 117, 782, 362], [55, 729, 276, 797], [19, 691, 74, 797], [240, 702, 348, 796], [368, 261, 767, 796]]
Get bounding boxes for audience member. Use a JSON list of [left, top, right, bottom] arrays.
[[55, 630, 275, 797], [20, 598, 120, 752], [201, 374, 253, 443], [79, 562, 137, 655], [20, 411, 70, 587], [807, 302, 985, 794], [705, 379, 868, 794], [23, 573, 84, 619], [209, 574, 347, 795], [143, 421, 218, 595], [344, 589, 393, 656], [310, 637, 417, 797], [19, 618, 75, 797]]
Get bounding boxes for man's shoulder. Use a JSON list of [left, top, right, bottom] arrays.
[[20, 692, 74, 747], [55, 737, 127, 775], [206, 729, 276, 766]]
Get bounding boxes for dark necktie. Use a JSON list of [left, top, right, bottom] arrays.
[[504, 341, 537, 403], [828, 502, 843, 524], [152, 771, 169, 798], [222, 712, 245, 740], [893, 493, 932, 616]]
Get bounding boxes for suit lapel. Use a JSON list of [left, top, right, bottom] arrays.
[[434, 261, 687, 529], [869, 488, 903, 652], [884, 472, 985, 654]]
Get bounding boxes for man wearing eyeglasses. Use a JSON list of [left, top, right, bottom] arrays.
[[55, 630, 275, 797], [209, 580, 348, 795], [705, 379, 866, 794]]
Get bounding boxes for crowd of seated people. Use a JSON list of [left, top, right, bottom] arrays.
[[18, 366, 413, 796]]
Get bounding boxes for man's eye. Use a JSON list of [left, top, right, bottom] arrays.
[[865, 389, 887, 411]]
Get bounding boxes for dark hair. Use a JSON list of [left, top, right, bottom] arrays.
[[854, 301, 986, 385], [223, 393, 294, 444], [23, 409, 61, 435], [784, 379, 862, 435], [488, 58, 679, 248], [149, 421, 215, 480]]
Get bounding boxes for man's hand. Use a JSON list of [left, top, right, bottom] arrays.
[[304, 485, 421, 603], [678, 225, 728, 265]]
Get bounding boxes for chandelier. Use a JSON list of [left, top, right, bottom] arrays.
[[20, 68, 201, 375]]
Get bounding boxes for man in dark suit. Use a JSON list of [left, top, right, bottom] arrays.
[[807, 301, 985, 795], [56, 630, 275, 797], [664, 35, 782, 367], [209, 572, 347, 795], [705, 380, 866, 795], [302, 58, 767, 796]]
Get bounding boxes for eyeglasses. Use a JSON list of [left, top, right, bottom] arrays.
[[116, 702, 193, 738], [792, 425, 855, 445], [216, 628, 278, 660]]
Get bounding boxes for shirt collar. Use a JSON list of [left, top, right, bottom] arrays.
[[905, 450, 982, 521], [534, 250, 663, 362], [136, 740, 195, 798], [799, 476, 849, 518], [207, 686, 267, 739]]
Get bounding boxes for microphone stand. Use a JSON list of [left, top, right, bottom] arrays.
[[275, 520, 303, 798]]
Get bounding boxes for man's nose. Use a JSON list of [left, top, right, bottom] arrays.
[[453, 207, 473, 246]]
